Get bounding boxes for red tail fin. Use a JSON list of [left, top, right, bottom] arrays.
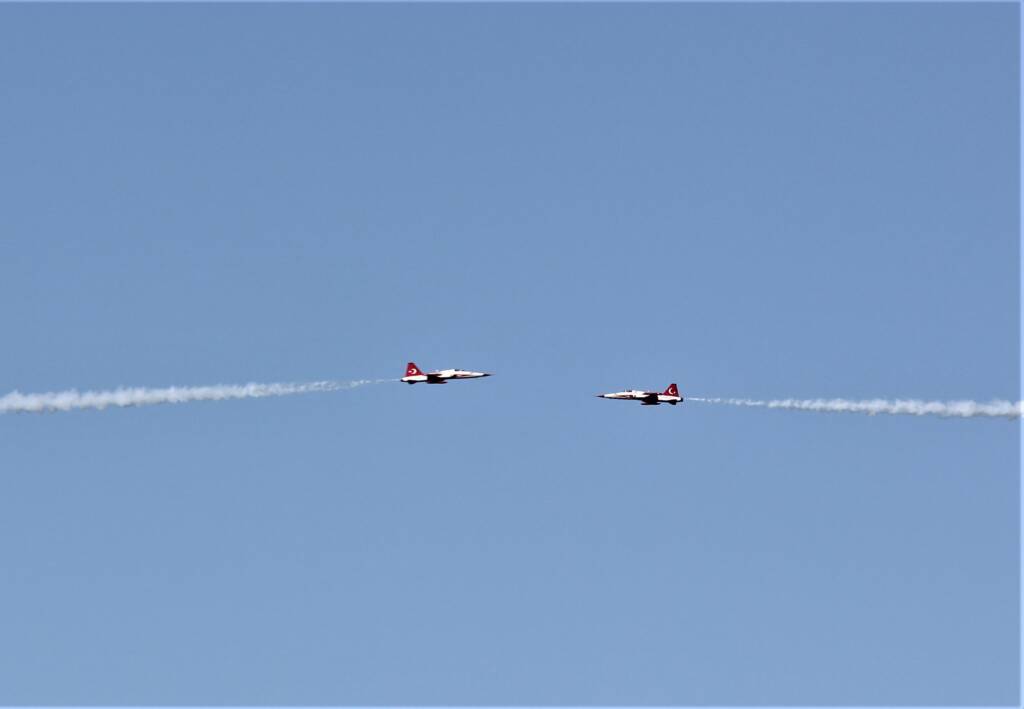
[[664, 383, 679, 397], [406, 362, 423, 377]]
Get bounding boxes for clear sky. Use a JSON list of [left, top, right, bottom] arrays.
[[0, 3, 1018, 704]]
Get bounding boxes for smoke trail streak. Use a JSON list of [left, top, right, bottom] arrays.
[[0, 379, 392, 415], [688, 396, 1022, 419]]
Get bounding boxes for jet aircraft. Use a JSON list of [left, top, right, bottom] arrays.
[[401, 362, 492, 384], [596, 383, 682, 406]]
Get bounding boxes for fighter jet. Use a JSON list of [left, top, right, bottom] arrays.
[[401, 362, 492, 384], [596, 383, 683, 406]]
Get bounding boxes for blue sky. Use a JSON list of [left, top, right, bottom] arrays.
[[0, 3, 1018, 704]]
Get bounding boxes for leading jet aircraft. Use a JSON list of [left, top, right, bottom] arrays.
[[596, 383, 682, 406], [401, 362, 492, 384]]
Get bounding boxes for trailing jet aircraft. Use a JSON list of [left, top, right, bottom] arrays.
[[596, 383, 683, 406], [401, 362, 492, 384]]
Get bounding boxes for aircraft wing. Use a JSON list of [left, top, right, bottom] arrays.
[[425, 373, 449, 383]]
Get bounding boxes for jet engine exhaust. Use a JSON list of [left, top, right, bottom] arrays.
[[0, 379, 392, 415], [687, 396, 1023, 419]]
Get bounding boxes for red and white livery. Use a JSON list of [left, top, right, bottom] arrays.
[[401, 362, 492, 385], [597, 383, 683, 406]]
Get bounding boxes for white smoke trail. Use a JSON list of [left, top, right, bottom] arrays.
[[0, 379, 392, 415], [688, 396, 1023, 419]]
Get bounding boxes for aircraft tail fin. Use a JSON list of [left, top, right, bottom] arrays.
[[406, 362, 424, 377], [664, 383, 679, 397]]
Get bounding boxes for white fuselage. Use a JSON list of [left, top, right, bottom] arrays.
[[597, 390, 683, 405], [402, 369, 492, 384]]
